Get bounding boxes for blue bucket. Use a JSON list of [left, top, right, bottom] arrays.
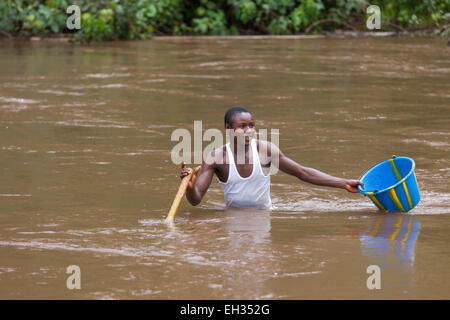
[[358, 156, 420, 212]]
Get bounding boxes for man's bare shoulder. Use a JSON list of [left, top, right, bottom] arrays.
[[255, 139, 269, 148], [255, 139, 276, 154]]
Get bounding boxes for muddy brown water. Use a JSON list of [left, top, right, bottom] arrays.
[[0, 37, 449, 299]]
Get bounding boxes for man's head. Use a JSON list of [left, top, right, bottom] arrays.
[[224, 106, 255, 145]]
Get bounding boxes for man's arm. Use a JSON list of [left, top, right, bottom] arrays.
[[180, 152, 216, 206], [267, 142, 363, 193]]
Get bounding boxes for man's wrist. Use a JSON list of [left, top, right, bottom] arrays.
[[337, 178, 347, 189]]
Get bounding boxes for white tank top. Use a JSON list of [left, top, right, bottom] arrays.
[[218, 139, 272, 210]]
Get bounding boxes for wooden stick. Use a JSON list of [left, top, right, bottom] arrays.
[[165, 169, 193, 223]]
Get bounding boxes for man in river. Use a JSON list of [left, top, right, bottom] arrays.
[[181, 106, 363, 209]]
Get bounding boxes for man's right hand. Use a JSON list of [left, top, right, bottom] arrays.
[[181, 162, 201, 190]]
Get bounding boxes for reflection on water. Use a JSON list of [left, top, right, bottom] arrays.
[[360, 213, 420, 289], [361, 213, 420, 267], [220, 208, 274, 298], [223, 207, 271, 234]]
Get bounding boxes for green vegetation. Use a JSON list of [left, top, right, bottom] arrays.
[[1, 0, 449, 41]]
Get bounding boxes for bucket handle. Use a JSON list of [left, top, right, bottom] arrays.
[[358, 155, 398, 196], [359, 188, 379, 195]]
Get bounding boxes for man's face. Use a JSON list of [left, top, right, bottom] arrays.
[[225, 112, 255, 146]]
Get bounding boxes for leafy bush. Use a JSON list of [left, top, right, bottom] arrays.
[[0, 0, 449, 41], [378, 0, 450, 29]]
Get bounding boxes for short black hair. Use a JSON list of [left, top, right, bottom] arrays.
[[224, 106, 251, 127]]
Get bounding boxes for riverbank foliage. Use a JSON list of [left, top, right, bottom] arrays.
[[1, 0, 449, 41]]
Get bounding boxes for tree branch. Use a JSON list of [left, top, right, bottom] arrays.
[[0, 30, 13, 39], [305, 19, 358, 34]]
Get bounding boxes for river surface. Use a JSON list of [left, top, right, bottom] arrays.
[[0, 37, 449, 299]]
